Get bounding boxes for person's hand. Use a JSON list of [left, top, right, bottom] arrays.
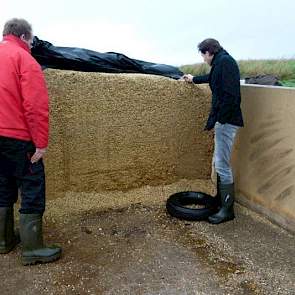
[[31, 148, 47, 163], [180, 74, 194, 83]]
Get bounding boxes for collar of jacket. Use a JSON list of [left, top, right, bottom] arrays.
[[211, 49, 228, 66], [2, 34, 31, 53]]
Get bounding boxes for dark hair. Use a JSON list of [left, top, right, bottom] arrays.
[[198, 38, 223, 55], [3, 18, 32, 40]]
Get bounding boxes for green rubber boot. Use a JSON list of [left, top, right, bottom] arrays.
[[0, 207, 20, 254], [20, 213, 61, 265], [208, 183, 235, 224]]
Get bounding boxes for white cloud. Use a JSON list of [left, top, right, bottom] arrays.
[[1, 0, 295, 65], [38, 21, 157, 62]]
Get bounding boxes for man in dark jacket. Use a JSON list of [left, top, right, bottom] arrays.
[[0, 18, 61, 264], [182, 38, 244, 224]]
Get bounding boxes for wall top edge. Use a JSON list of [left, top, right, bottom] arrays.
[[240, 83, 295, 90]]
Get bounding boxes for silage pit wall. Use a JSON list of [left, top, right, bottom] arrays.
[[44, 70, 213, 198], [232, 84, 295, 232]]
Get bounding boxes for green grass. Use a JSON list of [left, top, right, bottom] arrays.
[[280, 79, 295, 87], [180, 59, 295, 87]]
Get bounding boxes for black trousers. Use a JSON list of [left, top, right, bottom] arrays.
[[0, 136, 45, 214]]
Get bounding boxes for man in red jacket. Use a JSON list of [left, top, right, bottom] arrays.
[[0, 18, 61, 265]]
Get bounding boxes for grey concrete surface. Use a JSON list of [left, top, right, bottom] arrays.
[[0, 201, 294, 295]]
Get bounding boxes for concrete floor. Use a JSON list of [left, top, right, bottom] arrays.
[[0, 182, 294, 295]]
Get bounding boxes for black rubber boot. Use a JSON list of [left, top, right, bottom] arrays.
[[0, 207, 20, 254], [213, 174, 222, 207], [20, 213, 62, 265], [208, 183, 235, 224]]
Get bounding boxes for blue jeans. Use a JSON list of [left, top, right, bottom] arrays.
[[213, 122, 239, 184]]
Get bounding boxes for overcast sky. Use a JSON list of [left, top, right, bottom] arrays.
[[1, 0, 294, 66]]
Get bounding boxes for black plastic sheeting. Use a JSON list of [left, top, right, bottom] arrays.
[[31, 37, 183, 80], [245, 74, 282, 86]]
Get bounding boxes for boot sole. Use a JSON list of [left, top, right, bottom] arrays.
[[22, 252, 61, 266], [208, 215, 235, 224]]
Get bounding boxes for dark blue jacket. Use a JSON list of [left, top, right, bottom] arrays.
[[193, 50, 244, 130]]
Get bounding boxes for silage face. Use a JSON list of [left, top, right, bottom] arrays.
[[44, 70, 213, 197]]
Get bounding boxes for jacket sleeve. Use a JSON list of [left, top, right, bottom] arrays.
[[217, 57, 240, 123], [20, 55, 49, 148], [192, 74, 210, 84]]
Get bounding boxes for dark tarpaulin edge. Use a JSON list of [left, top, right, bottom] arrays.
[[31, 37, 183, 80]]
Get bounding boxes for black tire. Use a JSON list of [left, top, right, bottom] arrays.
[[166, 191, 218, 221]]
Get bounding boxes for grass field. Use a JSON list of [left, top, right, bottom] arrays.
[[180, 59, 295, 87]]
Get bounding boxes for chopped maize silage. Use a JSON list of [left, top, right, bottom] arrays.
[[44, 70, 213, 198], [45, 179, 216, 223]]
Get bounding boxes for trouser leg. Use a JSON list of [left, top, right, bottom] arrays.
[[0, 136, 45, 214], [213, 122, 239, 184], [0, 177, 18, 207], [0, 136, 26, 207], [0, 137, 24, 253], [18, 158, 46, 215]]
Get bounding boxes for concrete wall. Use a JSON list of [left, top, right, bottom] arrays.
[[44, 70, 213, 198], [232, 84, 295, 232]]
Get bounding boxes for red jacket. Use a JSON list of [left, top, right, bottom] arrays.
[[0, 35, 49, 148]]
